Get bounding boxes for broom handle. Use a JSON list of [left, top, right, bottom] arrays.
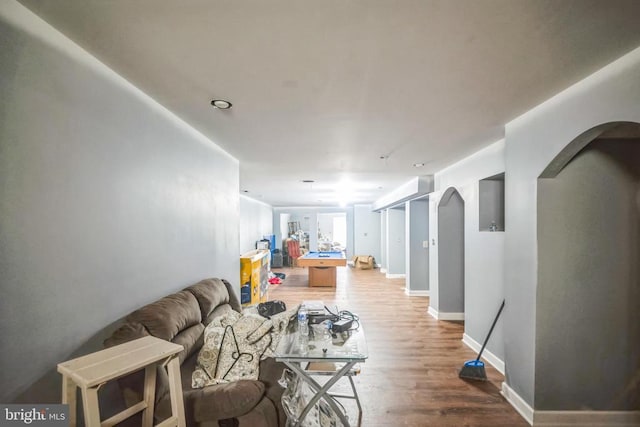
[[475, 299, 505, 362]]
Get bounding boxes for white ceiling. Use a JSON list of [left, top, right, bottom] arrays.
[[18, 0, 640, 207]]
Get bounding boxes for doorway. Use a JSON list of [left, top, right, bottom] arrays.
[[317, 212, 347, 252], [437, 187, 465, 316], [536, 121, 640, 410]]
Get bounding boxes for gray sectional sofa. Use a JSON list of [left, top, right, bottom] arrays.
[[104, 278, 286, 427]]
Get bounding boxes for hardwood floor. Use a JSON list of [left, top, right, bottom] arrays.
[[269, 266, 528, 427]]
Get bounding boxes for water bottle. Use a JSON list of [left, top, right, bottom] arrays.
[[298, 305, 309, 337]]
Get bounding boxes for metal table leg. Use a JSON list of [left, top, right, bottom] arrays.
[[283, 360, 357, 427]]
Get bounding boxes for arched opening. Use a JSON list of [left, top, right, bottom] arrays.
[[437, 187, 465, 316], [536, 121, 640, 411]]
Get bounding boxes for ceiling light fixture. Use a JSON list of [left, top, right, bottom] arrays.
[[413, 162, 425, 167], [302, 180, 315, 183], [211, 99, 232, 109]]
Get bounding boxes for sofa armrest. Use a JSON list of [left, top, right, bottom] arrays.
[[221, 279, 242, 313]]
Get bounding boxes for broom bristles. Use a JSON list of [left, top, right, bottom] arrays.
[[459, 360, 487, 381]]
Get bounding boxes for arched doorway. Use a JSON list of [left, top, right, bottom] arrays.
[[437, 187, 465, 317], [536, 121, 640, 410]]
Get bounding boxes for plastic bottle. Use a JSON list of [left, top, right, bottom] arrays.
[[297, 305, 309, 337]]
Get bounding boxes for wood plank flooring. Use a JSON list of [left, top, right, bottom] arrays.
[[269, 266, 528, 427]]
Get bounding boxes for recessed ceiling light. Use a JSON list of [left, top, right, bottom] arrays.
[[242, 190, 249, 193], [413, 162, 425, 167], [302, 180, 315, 183], [211, 99, 232, 109]]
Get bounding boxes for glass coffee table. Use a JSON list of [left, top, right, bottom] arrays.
[[274, 323, 367, 427]]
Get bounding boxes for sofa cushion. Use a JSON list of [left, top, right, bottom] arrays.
[[104, 321, 149, 348], [155, 352, 265, 424], [204, 303, 234, 326], [235, 397, 278, 427], [186, 278, 232, 322], [127, 290, 201, 341], [191, 380, 266, 422], [173, 323, 205, 364]]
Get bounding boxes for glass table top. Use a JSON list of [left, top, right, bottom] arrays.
[[274, 323, 368, 362]]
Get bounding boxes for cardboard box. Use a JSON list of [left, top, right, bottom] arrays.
[[353, 255, 375, 270]]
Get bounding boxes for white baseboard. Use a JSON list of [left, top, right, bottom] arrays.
[[439, 312, 464, 321], [461, 333, 505, 374], [405, 289, 429, 297], [533, 410, 640, 426], [427, 306, 464, 321], [500, 383, 640, 426], [428, 306, 438, 319], [501, 382, 534, 425], [380, 268, 387, 273], [385, 273, 405, 279]]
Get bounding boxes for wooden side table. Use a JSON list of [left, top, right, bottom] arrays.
[[58, 336, 186, 427]]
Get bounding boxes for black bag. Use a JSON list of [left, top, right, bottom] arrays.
[[257, 300, 287, 318]]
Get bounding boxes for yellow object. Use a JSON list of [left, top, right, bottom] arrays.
[[240, 249, 271, 306]]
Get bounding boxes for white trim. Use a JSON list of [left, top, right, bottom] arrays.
[[427, 306, 464, 321], [438, 312, 465, 321], [438, 311, 464, 321], [461, 333, 505, 374], [500, 383, 640, 426], [428, 306, 438, 319], [501, 382, 534, 425], [385, 273, 405, 279], [533, 410, 640, 426], [380, 268, 387, 273], [405, 289, 429, 297]]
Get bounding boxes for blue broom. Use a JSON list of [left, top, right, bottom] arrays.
[[459, 299, 505, 381]]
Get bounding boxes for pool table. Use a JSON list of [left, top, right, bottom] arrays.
[[296, 251, 347, 287]]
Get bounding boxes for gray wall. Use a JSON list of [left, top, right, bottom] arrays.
[[433, 141, 506, 360], [386, 207, 406, 275], [353, 204, 381, 263], [536, 138, 640, 410], [239, 195, 273, 254], [0, 3, 239, 404], [504, 46, 640, 407], [437, 188, 465, 313], [406, 199, 429, 292]]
